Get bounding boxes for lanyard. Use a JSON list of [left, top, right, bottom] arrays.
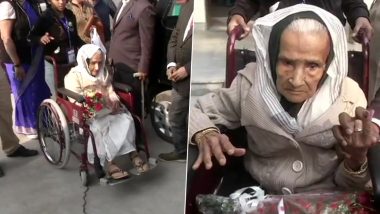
[[59, 17, 72, 48]]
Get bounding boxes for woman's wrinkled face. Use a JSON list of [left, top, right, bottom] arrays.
[[49, 0, 67, 12], [276, 29, 330, 103], [88, 51, 104, 77]]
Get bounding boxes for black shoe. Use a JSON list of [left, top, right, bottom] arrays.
[[158, 151, 186, 162], [0, 166, 4, 177], [7, 145, 38, 157]]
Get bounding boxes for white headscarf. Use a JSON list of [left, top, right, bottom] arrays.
[[252, 4, 348, 133], [75, 43, 109, 85]]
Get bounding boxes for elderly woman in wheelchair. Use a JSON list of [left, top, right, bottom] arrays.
[[64, 44, 149, 180], [189, 4, 380, 197]]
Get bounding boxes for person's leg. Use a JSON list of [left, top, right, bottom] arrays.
[[44, 60, 56, 99], [0, 165, 3, 177], [0, 67, 21, 154], [0, 66, 38, 157], [159, 89, 189, 161]]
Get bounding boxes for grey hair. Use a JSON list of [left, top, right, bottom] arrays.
[[285, 18, 328, 34]]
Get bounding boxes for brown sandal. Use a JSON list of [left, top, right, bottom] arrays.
[[108, 164, 129, 180], [130, 153, 149, 173]]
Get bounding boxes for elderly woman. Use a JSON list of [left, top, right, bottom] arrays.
[[64, 44, 149, 180], [190, 4, 380, 194]]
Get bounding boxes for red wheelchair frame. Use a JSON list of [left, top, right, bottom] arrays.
[[186, 27, 380, 213], [37, 56, 154, 186]]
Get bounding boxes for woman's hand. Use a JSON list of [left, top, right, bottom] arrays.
[[14, 66, 26, 81], [333, 107, 380, 170], [40, 32, 54, 45], [192, 131, 246, 170]]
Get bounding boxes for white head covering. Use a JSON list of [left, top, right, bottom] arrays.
[[252, 4, 348, 133], [75, 43, 109, 85]]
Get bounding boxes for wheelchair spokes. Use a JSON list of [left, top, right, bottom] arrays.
[[37, 99, 71, 168]]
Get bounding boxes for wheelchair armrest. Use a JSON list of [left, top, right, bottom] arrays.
[[57, 88, 85, 103], [113, 82, 133, 93], [368, 145, 380, 210]]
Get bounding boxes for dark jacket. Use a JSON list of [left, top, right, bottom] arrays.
[[167, 0, 193, 97], [0, 0, 41, 63], [229, 0, 369, 28], [93, 0, 116, 42], [29, 7, 84, 64], [108, 0, 155, 74]]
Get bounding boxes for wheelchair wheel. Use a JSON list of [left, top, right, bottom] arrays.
[[37, 99, 71, 168], [150, 90, 173, 143]]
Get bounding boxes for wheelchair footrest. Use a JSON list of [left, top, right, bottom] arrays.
[[99, 157, 158, 186]]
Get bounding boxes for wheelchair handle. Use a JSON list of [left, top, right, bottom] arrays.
[[133, 72, 145, 78], [226, 26, 244, 88]]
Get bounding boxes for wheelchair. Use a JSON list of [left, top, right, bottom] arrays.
[[36, 56, 157, 186], [186, 27, 380, 213]]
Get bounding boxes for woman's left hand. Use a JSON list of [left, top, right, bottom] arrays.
[[333, 107, 380, 168], [14, 66, 26, 81]]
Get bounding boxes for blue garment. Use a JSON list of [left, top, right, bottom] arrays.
[[5, 0, 50, 135]]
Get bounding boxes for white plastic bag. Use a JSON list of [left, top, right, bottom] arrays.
[[90, 27, 106, 54]]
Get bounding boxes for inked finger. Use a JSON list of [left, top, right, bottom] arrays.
[[352, 119, 363, 147], [354, 106, 366, 119], [338, 112, 354, 135]]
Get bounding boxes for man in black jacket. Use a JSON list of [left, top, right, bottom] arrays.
[[228, 0, 373, 40], [159, 0, 193, 162]]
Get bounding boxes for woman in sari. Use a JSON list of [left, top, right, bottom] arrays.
[[65, 44, 149, 179], [0, 0, 51, 138]]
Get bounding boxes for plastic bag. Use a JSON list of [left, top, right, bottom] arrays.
[[90, 27, 106, 54], [196, 191, 376, 214]]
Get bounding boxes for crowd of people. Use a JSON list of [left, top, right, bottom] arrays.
[[0, 0, 193, 178]]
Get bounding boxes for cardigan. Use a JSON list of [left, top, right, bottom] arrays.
[[189, 62, 369, 194]]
